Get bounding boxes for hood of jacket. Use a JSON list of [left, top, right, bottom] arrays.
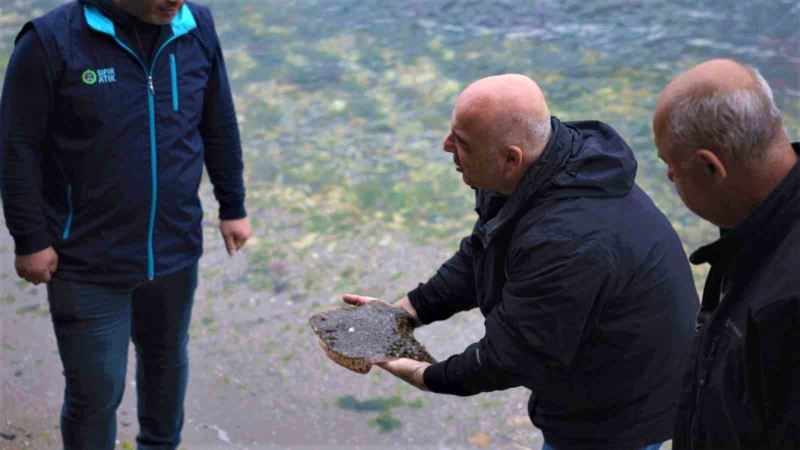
[[475, 116, 638, 246]]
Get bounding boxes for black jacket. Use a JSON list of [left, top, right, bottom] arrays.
[[409, 117, 699, 450], [673, 142, 800, 450]]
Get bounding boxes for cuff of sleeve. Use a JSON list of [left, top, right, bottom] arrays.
[[408, 284, 434, 325], [219, 201, 247, 221], [13, 232, 52, 256], [423, 361, 451, 394], [423, 349, 476, 397]]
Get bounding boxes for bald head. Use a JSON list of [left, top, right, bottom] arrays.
[[442, 74, 552, 195], [455, 74, 551, 158], [653, 59, 784, 163], [652, 59, 795, 228]]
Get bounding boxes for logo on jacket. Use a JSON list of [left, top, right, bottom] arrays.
[[82, 68, 116, 85]]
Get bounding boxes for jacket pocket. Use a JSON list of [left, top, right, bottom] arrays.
[[62, 184, 74, 240], [170, 53, 179, 112]]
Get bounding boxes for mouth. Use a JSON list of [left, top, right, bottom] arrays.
[[158, 6, 180, 16]]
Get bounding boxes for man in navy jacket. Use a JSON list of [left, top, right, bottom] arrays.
[[0, 0, 250, 448], [346, 74, 698, 449], [654, 59, 800, 449]]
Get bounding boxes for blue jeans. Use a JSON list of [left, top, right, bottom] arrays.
[[47, 264, 198, 450], [542, 443, 662, 450]]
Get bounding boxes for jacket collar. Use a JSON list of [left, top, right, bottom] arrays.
[[690, 142, 800, 268], [475, 116, 579, 247], [83, 1, 196, 38]]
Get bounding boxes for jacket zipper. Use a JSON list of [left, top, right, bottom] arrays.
[[690, 339, 718, 447], [169, 53, 179, 111], [699, 341, 718, 387], [62, 184, 74, 240], [110, 36, 183, 280]]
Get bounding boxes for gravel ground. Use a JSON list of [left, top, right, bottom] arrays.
[[0, 204, 546, 450]]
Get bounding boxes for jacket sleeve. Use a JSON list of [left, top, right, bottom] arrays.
[[424, 233, 613, 395], [198, 7, 246, 220], [407, 231, 479, 325], [755, 297, 800, 447], [0, 26, 55, 255]]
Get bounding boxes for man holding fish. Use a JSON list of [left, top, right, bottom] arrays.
[[345, 74, 698, 450]]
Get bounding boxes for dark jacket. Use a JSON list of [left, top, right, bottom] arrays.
[[0, 0, 244, 282], [409, 117, 699, 450], [673, 142, 800, 450]]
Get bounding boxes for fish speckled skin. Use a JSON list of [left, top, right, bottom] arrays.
[[309, 301, 436, 374]]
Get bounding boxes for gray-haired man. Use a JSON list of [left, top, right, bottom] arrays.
[[653, 58, 800, 449]]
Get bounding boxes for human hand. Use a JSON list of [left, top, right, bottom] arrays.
[[15, 246, 58, 285], [220, 217, 252, 256], [377, 358, 430, 391], [342, 294, 380, 306], [342, 294, 422, 327]]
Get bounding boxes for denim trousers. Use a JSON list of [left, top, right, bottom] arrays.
[[46, 264, 198, 450]]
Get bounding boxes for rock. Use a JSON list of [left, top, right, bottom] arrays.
[[468, 431, 490, 448], [0, 431, 16, 440]]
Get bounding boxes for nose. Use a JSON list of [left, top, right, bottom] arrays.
[[442, 132, 455, 154]]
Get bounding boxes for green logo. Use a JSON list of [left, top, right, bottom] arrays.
[[81, 69, 97, 85]]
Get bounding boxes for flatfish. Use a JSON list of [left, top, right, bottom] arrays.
[[309, 301, 436, 374]]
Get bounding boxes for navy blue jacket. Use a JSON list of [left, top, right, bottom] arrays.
[[0, 0, 245, 282], [674, 143, 800, 449], [409, 118, 699, 449]]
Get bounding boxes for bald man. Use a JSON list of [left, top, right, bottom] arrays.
[[346, 74, 697, 449], [654, 59, 800, 449]]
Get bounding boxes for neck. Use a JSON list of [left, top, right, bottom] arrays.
[[499, 153, 540, 196], [111, 0, 140, 21], [723, 135, 797, 227], [112, 0, 127, 12]]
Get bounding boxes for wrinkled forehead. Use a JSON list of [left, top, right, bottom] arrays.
[[451, 92, 494, 130]]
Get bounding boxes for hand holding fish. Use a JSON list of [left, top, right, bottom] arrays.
[[343, 294, 423, 327], [377, 358, 430, 391], [309, 301, 436, 374]]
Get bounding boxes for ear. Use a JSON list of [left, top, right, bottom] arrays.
[[695, 149, 727, 184], [502, 145, 524, 173]]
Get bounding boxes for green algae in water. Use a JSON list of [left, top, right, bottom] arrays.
[[336, 395, 415, 433]]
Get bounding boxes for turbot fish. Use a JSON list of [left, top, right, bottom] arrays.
[[309, 301, 436, 374]]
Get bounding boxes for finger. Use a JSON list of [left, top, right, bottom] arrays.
[[234, 233, 248, 250], [377, 358, 406, 369], [25, 273, 40, 285], [224, 233, 236, 256], [18, 268, 32, 283], [376, 360, 393, 370], [342, 294, 379, 305]]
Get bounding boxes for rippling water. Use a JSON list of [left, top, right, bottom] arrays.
[[0, 2, 798, 447], [1, 0, 798, 248]]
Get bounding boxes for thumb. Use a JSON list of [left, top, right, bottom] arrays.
[[49, 253, 58, 273], [343, 294, 378, 305], [224, 232, 236, 256], [234, 231, 248, 250]]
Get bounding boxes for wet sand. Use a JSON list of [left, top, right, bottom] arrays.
[[0, 209, 546, 450]]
